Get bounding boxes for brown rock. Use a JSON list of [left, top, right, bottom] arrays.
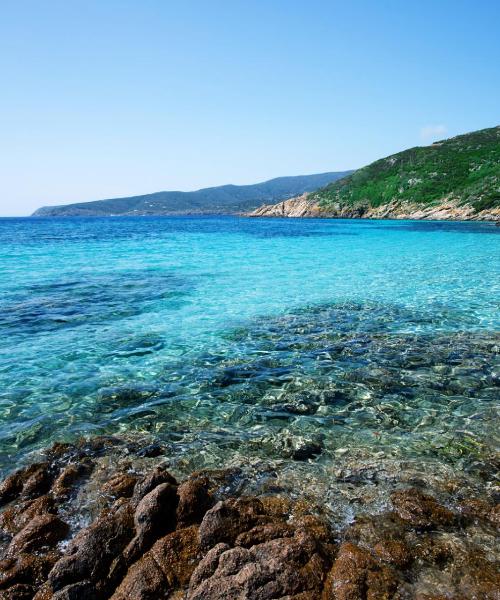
[[188, 529, 331, 600], [76, 436, 122, 456], [0, 552, 59, 590], [48, 500, 134, 592], [51, 462, 92, 499], [132, 467, 177, 506], [176, 477, 213, 527], [322, 542, 398, 600], [20, 465, 53, 500], [0, 464, 52, 506], [391, 488, 455, 529], [235, 522, 294, 547], [0, 495, 56, 536], [456, 549, 500, 599], [0, 583, 36, 599], [488, 503, 500, 527], [7, 514, 69, 556], [373, 539, 412, 569], [51, 580, 97, 599], [44, 442, 77, 462], [111, 526, 200, 600], [112, 554, 168, 600], [123, 482, 178, 564], [413, 533, 454, 564], [259, 495, 293, 519], [102, 473, 138, 499], [343, 512, 407, 553], [31, 582, 53, 600], [198, 497, 270, 549], [151, 526, 200, 587]]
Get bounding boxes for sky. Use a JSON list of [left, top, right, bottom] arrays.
[[0, 0, 499, 216]]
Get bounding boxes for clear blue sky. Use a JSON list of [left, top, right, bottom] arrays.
[[0, 0, 498, 216]]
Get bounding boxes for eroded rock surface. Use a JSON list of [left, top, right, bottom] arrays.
[[0, 438, 498, 599]]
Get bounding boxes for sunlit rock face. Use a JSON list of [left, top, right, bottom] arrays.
[[0, 439, 498, 599]]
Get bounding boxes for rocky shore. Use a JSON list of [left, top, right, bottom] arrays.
[[246, 194, 500, 221], [0, 436, 498, 599]]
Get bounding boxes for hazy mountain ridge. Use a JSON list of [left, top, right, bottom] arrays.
[[248, 127, 500, 221], [32, 172, 352, 216]]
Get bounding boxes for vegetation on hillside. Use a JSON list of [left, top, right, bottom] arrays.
[[33, 172, 352, 216], [314, 126, 500, 213]]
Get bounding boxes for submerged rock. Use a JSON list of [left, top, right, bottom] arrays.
[[322, 542, 399, 600], [0, 438, 498, 599], [391, 488, 455, 529]]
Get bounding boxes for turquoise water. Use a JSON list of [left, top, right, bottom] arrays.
[[0, 216, 499, 514]]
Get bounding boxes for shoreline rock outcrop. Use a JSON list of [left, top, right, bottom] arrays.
[[0, 437, 498, 599], [246, 193, 500, 221]]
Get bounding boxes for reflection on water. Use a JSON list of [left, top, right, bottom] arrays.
[[0, 216, 498, 521]]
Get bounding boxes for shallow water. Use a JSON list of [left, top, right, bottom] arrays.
[[0, 216, 498, 514]]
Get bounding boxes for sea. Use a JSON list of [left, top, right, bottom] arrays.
[[0, 216, 498, 520]]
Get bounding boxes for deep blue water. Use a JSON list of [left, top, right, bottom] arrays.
[[0, 216, 498, 513]]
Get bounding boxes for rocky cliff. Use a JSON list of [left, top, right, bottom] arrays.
[[248, 126, 500, 221], [247, 194, 500, 220]]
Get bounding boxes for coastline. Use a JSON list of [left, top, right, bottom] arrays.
[[0, 217, 498, 599], [245, 194, 500, 222], [0, 436, 498, 599]]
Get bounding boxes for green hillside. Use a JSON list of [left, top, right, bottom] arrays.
[[33, 171, 351, 216], [314, 126, 500, 213]]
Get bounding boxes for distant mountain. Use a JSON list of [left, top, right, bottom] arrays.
[[32, 172, 352, 217], [248, 126, 500, 221]]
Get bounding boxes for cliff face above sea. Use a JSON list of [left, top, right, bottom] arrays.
[[247, 194, 500, 220], [248, 126, 500, 221]]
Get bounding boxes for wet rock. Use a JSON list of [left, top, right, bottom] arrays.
[[0, 463, 52, 506], [131, 467, 177, 506], [7, 514, 69, 556], [110, 553, 168, 600], [176, 476, 213, 527], [273, 431, 324, 462], [457, 550, 500, 599], [31, 582, 54, 600], [102, 473, 138, 499], [489, 503, 500, 527], [19, 465, 53, 500], [188, 519, 332, 600], [111, 526, 200, 600], [51, 580, 97, 600], [43, 443, 78, 463], [0, 495, 56, 536], [97, 386, 157, 409], [135, 443, 164, 458], [373, 539, 412, 569], [391, 488, 455, 529], [0, 552, 59, 590], [51, 461, 92, 499], [459, 498, 500, 529], [235, 522, 294, 547], [48, 500, 134, 593], [198, 497, 270, 549], [322, 542, 398, 600], [272, 391, 322, 415], [123, 482, 178, 563], [292, 440, 323, 461], [413, 533, 455, 565], [76, 436, 123, 458], [344, 513, 407, 550], [0, 583, 36, 599]]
